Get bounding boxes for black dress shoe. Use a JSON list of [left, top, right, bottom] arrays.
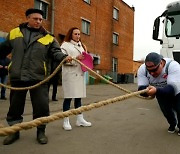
[[3, 132, 20, 145], [1, 96, 7, 100], [37, 131, 48, 144], [52, 98, 58, 101]]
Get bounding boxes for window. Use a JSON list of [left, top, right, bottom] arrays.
[[113, 32, 119, 45], [112, 58, 118, 72], [83, 0, 91, 4], [166, 14, 180, 37], [113, 7, 119, 20], [82, 19, 90, 35], [34, 0, 48, 19]]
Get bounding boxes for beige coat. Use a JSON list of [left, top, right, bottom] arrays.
[[60, 40, 86, 98]]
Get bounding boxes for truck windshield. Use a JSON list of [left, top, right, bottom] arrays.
[[166, 14, 180, 37]]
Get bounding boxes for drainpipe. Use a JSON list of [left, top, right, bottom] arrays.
[[51, 0, 55, 34]]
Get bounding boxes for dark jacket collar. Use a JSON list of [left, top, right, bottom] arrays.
[[19, 22, 49, 36]]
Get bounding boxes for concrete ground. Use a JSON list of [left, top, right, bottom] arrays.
[[0, 83, 180, 154]]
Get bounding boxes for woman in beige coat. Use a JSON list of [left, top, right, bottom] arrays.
[[60, 27, 91, 130]]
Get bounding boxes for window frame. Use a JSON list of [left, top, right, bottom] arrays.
[[113, 32, 119, 45], [113, 7, 119, 21], [34, 0, 49, 20], [83, 0, 91, 4], [81, 18, 91, 35], [112, 57, 118, 72]]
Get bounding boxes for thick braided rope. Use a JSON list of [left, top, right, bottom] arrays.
[[0, 58, 66, 90], [0, 58, 151, 99], [0, 88, 148, 136], [73, 59, 152, 100]]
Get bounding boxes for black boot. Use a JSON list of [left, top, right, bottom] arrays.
[[3, 131, 20, 145], [52, 96, 58, 101], [37, 126, 48, 144]]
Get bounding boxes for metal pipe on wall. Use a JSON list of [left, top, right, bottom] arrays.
[[51, 0, 55, 34]]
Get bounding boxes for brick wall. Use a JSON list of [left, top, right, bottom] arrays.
[[0, 0, 134, 75], [54, 0, 134, 74], [0, 0, 51, 32], [114, 1, 134, 74], [133, 60, 144, 76]]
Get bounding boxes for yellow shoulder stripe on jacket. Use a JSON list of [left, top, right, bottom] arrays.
[[10, 27, 23, 40], [37, 34, 54, 45]]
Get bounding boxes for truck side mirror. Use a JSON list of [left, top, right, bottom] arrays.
[[153, 17, 160, 40], [153, 17, 163, 44]]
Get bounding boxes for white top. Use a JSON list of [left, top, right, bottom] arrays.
[[137, 58, 180, 95]]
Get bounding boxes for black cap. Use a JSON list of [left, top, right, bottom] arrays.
[[25, 8, 44, 16], [145, 52, 163, 66]]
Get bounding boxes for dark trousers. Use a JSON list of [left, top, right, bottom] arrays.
[[48, 79, 58, 99], [0, 75, 8, 98], [156, 93, 180, 128], [63, 98, 82, 112], [6, 81, 49, 126]]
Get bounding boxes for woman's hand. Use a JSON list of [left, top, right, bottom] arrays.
[[76, 54, 84, 60], [65, 56, 72, 62]]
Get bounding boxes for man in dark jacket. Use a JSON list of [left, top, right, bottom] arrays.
[[0, 56, 10, 99], [0, 8, 72, 145]]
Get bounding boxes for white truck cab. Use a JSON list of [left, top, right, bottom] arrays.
[[153, 1, 180, 63]]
